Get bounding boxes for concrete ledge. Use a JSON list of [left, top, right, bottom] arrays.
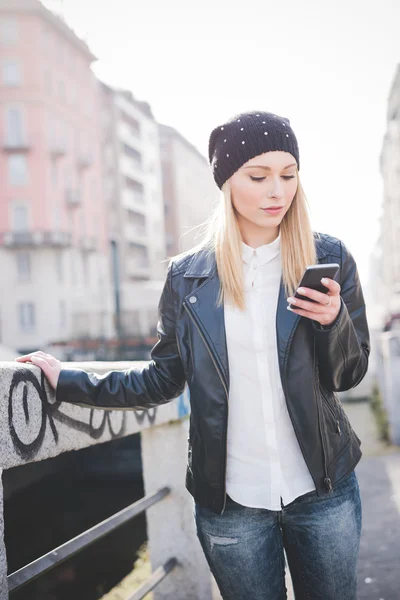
[[0, 361, 190, 470]]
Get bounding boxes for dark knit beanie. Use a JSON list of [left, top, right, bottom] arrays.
[[208, 110, 300, 189]]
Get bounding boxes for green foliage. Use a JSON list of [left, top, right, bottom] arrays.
[[370, 383, 390, 443]]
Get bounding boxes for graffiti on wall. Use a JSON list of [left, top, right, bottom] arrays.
[[8, 368, 157, 460]]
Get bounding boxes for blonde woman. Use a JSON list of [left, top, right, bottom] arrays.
[[16, 111, 369, 600]]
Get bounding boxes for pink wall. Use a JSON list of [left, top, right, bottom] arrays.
[[0, 9, 107, 251]]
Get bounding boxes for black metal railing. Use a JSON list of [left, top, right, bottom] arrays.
[[8, 486, 177, 598]]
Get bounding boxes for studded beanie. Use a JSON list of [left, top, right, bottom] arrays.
[[208, 110, 300, 189]]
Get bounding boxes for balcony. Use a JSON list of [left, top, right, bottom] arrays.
[[65, 188, 81, 207], [0, 230, 72, 248], [49, 140, 67, 158], [126, 259, 151, 279], [2, 137, 31, 152], [124, 224, 148, 246], [79, 235, 97, 252], [120, 155, 144, 182], [76, 150, 93, 170], [121, 189, 146, 213]]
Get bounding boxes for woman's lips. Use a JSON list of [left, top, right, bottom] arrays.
[[261, 206, 284, 215]]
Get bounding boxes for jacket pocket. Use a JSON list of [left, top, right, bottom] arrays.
[[320, 388, 338, 420], [319, 387, 351, 466]]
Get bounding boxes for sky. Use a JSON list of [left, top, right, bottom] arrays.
[[47, 0, 400, 286]]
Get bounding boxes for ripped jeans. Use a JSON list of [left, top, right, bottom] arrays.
[[194, 470, 362, 600]]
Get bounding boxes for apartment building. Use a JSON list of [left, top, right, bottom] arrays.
[[379, 63, 400, 317], [101, 85, 166, 341], [159, 124, 218, 256], [0, 0, 114, 353]]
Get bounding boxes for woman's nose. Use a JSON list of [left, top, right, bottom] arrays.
[[267, 178, 284, 199]]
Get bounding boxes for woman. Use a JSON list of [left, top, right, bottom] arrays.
[[16, 110, 370, 599]]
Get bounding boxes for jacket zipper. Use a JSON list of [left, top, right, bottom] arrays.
[[183, 301, 229, 514], [313, 339, 333, 492]]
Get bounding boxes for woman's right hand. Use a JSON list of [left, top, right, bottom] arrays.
[[15, 350, 61, 391]]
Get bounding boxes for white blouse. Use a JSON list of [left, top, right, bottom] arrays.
[[224, 234, 316, 510]]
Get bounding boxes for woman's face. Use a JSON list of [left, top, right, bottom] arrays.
[[229, 151, 298, 239]]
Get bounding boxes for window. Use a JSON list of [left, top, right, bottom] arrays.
[[0, 19, 18, 45], [2, 60, 21, 86], [12, 203, 29, 231], [120, 111, 141, 137], [8, 154, 28, 185], [60, 300, 66, 327], [55, 252, 63, 282], [44, 70, 52, 94], [5, 107, 25, 146], [122, 143, 142, 166], [58, 80, 65, 102], [50, 158, 57, 184], [19, 302, 35, 331], [16, 252, 31, 282]]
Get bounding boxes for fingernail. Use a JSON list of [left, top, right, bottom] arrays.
[[321, 278, 328, 284], [297, 287, 306, 294]]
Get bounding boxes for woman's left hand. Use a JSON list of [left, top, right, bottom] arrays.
[[286, 277, 341, 327]]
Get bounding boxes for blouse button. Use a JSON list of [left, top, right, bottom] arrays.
[[189, 296, 197, 304]]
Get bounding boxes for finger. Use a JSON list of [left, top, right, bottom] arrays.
[[39, 353, 58, 362], [287, 297, 328, 313], [15, 351, 56, 362], [31, 356, 53, 369], [15, 349, 44, 360], [320, 278, 341, 295], [287, 305, 325, 323], [295, 287, 333, 305]]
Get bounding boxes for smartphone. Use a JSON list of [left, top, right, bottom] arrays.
[[290, 263, 340, 305]]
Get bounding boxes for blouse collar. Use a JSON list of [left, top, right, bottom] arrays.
[[241, 233, 281, 266]]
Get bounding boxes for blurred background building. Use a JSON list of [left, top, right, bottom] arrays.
[[159, 124, 218, 256], [0, 0, 114, 355], [379, 64, 400, 329], [100, 84, 166, 351], [0, 0, 217, 359]]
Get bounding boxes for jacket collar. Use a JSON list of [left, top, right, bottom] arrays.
[[184, 234, 328, 279]]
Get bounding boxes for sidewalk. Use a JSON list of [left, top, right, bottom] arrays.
[[346, 401, 400, 600], [213, 401, 400, 600]]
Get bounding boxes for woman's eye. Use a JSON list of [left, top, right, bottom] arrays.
[[250, 175, 296, 182]]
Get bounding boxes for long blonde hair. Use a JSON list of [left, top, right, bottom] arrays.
[[194, 173, 317, 311]]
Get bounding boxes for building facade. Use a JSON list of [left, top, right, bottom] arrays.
[[0, 0, 114, 354], [379, 63, 400, 319], [159, 124, 218, 256], [101, 85, 166, 342]]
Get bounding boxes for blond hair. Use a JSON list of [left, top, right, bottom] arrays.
[[191, 173, 317, 311]]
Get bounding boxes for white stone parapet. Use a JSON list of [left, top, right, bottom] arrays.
[[0, 361, 213, 600]]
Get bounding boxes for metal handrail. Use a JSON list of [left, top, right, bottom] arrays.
[[8, 487, 171, 592], [128, 558, 178, 600]]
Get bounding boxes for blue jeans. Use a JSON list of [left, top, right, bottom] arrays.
[[194, 470, 362, 600]]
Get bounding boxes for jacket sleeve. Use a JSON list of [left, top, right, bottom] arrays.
[[55, 260, 186, 410], [312, 241, 370, 392]]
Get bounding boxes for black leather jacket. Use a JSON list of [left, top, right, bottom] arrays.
[[56, 233, 370, 515]]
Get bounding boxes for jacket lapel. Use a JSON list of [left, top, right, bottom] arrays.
[[184, 250, 229, 389], [275, 238, 328, 375]]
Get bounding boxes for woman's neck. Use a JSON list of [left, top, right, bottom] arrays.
[[239, 222, 280, 249]]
